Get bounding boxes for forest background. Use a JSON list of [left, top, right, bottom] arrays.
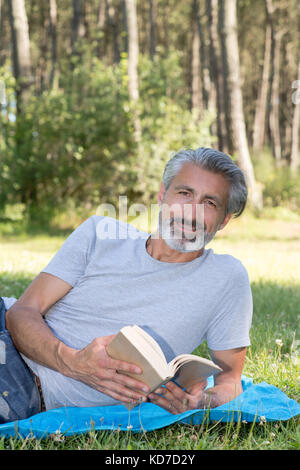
[[0, 0, 299, 230]]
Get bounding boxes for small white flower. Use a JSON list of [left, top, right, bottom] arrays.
[[275, 339, 283, 347], [259, 415, 266, 425], [127, 424, 133, 430], [52, 430, 65, 442]]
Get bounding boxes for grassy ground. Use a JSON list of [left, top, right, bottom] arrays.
[[0, 209, 299, 450]]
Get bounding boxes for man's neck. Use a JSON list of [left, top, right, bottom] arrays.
[[146, 234, 204, 263]]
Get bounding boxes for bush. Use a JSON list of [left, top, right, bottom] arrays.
[[263, 168, 300, 211], [252, 149, 300, 214]]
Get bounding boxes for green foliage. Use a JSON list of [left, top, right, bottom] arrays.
[[0, 51, 214, 223], [252, 148, 300, 214], [0, 58, 136, 220], [263, 167, 300, 212]]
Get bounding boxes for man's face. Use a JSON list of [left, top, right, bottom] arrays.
[[157, 163, 232, 253]]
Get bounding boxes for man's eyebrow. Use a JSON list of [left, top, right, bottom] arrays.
[[174, 185, 222, 206], [174, 184, 196, 193]]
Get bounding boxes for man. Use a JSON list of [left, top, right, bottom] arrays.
[[0, 147, 252, 423]]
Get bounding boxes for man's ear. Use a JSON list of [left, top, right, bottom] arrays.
[[157, 182, 166, 206], [218, 212, 233, 231]]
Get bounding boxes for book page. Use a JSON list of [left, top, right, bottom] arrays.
[[168, 354, 222, 389], [122, 326, 168, 373], [132, 325, 167, 364]]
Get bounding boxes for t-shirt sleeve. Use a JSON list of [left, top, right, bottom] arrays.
[[206, 261, 253, 351], [41, 216, 98, 287]]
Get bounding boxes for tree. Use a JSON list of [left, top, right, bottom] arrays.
[[49, 0, 57, 88], [7, 0, 32, 110], [221, 0, 263, 210], [149, 0, 156, 59], [252, 2, 272, 151], [71, 0, 85, 53], [266, 0, 283, 167], [125, 0, 141, 142], [206, 0, 228, 152], [0, 0, 3, 65], [191, 0, 202, 115], [291, 57, 300, 171], [106, 0, 120, 64]]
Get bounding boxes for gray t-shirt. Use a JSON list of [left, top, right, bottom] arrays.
[[21, 215, 253, 410]]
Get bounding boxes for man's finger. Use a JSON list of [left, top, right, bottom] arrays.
[[98, 382, 147, 404], [148, 392, 172, 411], [108, 357, 143, 375], [164, 381, 187, 399], [101, 367, 150, 393], [149, 391, 182, 414], [99, 379, 148, 403]]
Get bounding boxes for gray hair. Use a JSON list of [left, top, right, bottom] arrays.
[[162, 147, 248, 218]]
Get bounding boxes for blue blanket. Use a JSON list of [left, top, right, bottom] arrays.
[[0, 376, 299, 439]]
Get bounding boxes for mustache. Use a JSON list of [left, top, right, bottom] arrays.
[[171, 216, 205, 231]]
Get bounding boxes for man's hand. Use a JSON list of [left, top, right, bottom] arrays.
[[148, 380, 207, 414], [148, 344, 247, 414], [58, 334, 150, 405]]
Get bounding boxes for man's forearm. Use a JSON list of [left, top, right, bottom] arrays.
[[5, 304, 76, 376]]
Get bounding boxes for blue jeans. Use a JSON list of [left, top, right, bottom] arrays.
[[0, 297, 41, 423]]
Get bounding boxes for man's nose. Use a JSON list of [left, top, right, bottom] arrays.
[[182, 202, 204, 226]]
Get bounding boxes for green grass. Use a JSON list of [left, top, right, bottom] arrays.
[[0, 209, 299, 450]]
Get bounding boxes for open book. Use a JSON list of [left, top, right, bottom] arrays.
[[106, 325, 222, 401]]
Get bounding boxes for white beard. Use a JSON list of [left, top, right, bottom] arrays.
[[157, 209, 219, 253]]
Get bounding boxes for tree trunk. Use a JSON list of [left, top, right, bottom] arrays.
[[121, 0, 128, 53], [265, 0, 285, 167], [207, 0, 229, 152], [125, 0, 141, 142], [218, 0, 234, 154], [222, 0, 263, 210], [71, 0, 85, 53], [37, 3, 49, 94], [106, 0, 120, 64], [191, 0, 202, 114], [96, 0, 106, 59], [290, 58, 300, 171], [162, 0, 169, 56], [198, 8, 211, 113], [269, 29, 283, 166], [0, 0, 5, 66], [7, 0, 32, 110], [8, 0, 36, 214], [49, 0, 57, 88], [252, 10, 271, 150], [149, 0, 156, 60], [0, 0, 2, 62]]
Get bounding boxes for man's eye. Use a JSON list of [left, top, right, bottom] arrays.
[[205, 200, 216, 207], [179, 191, 189, 196]]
